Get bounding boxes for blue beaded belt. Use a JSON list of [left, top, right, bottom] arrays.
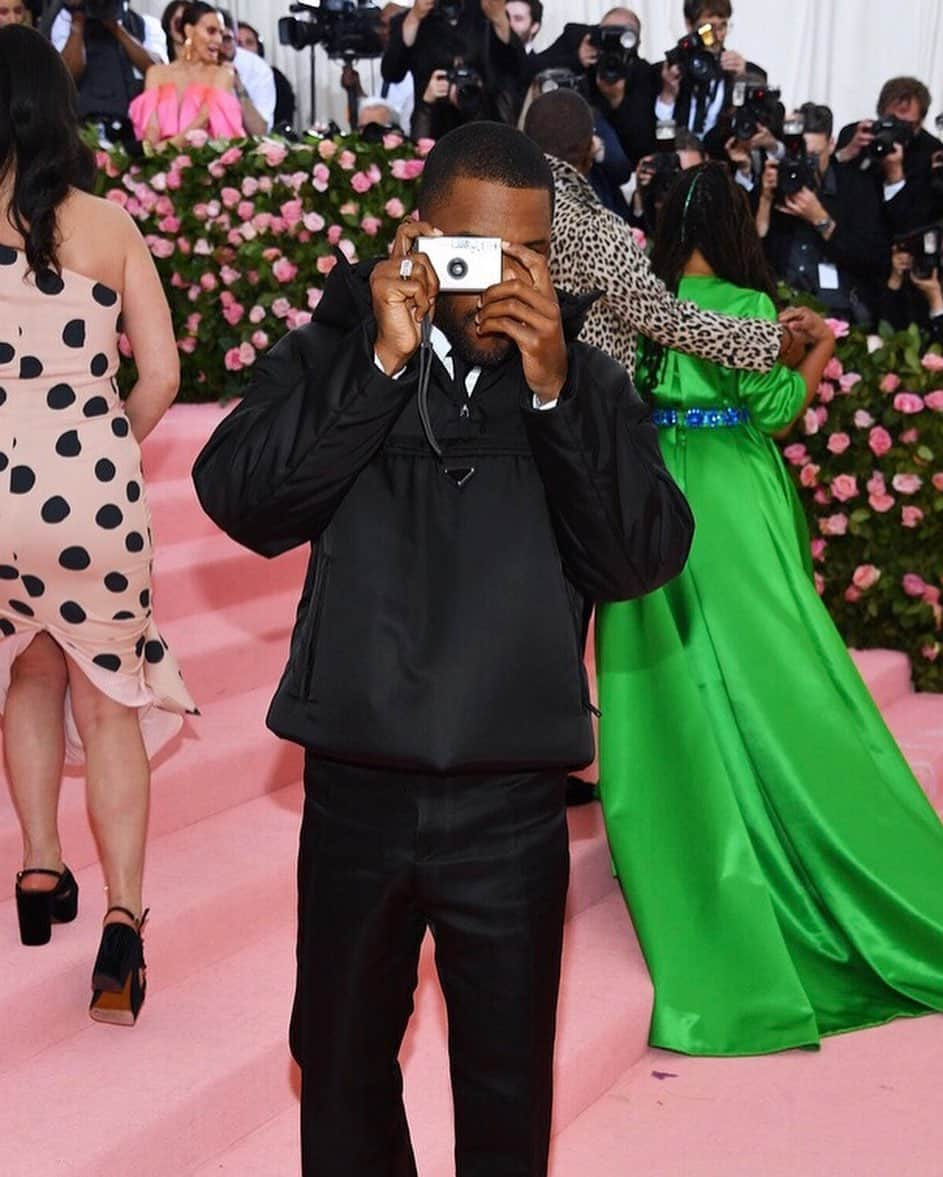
[[651, 407, 750, 429]]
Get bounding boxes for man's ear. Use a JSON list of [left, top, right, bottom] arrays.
[[531, 22, 541, 41]]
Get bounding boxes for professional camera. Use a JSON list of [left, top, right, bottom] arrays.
[[278, 0, 383, 60], [534, 68, 587, 97], [446, 65, 484, 115], [664, 23, 723, 87], [416, 236, 503, 293], [69, 0, 124, 20], [435, 0, 463, 20], [895, 224, 943, 280], [867, 115, 914, 160], [588, 24, 639, 84], [775, 113, 818, 202], [730, 80, 782, 140]]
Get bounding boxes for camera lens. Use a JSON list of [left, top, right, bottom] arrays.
[[447, 258, 468, 281]]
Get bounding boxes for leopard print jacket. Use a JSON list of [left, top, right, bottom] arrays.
[[546, 156, 783, 380]]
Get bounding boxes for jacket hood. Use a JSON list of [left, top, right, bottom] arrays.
[[312, 252, 601, 343]]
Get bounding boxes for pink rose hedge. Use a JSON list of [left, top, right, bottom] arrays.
[[778, 317, 943, 689], [88, 134, 943, 689], [88, 131, 429, 398]]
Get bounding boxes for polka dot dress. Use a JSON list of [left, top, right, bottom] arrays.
[[0, 246, 195, 761]]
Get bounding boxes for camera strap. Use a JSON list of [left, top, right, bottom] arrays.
[[416, 315, 476, 488]]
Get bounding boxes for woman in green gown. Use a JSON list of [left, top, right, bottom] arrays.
[[596, 162, 943, 1057]]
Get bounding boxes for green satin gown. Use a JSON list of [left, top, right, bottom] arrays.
[[596, 275, 943, 1056]]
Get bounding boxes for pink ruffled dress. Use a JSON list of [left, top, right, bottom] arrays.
[[129, 82, 245, 142]]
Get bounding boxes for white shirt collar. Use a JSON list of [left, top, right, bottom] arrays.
[[430, 325, 481, 394]]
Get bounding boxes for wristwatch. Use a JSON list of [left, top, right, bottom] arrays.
[[814, 216, 834, 235]]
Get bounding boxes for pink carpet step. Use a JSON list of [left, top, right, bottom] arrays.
[[146, 475, 222, 546], [882, 692, 943, 809], [848, 648, 914, 710], [0, 682, 303, 880], [140, 403, 230, 483], [548, 1014, 943, 1177]]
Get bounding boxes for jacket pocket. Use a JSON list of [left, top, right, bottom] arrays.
[[299, 549, 332, 698]]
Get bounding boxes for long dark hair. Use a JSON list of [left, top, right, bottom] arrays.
[[0, 25, 94, 275], [161, 0, 188, 61], [637, 162, 777, 396], [179, 2, 220, 40]]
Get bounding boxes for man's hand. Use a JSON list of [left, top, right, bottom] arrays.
[[371, 221, 442, 376], [779, 306, 833, 347], [719, 49, 746, 75], [725, 135, 752, 175], [423, 68, 450, 104], [836, 119, 873, 165], [750, 123, 779, 153], [881, 141, 905, 186], [579, 34, 599, 70], [476, 243, 568, 403], [660, 61, 681, 101], [911, 266, 943, 315], [783, 187, 829, 226], [481, 0, 511, 40], [596, 74, 626, 109]]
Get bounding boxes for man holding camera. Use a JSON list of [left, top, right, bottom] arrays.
[[382, 0, 526, 139], [51, 0, 165, 135], [506, 0, 540, 51], [835, 77, 943, 237], [526, 8, 657, 170], [194, 119, 694, 1177], [656, 0, 759, 139], [757, 104, 889, 327]]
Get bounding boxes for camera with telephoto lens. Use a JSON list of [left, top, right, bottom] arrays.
[[535, 68, 588, 97], [642, 119, 681, 206], [895, 224, 943, 280], [866, 115, 914, 160], [730, 80, 782, 140], [446, 65, 484, 115], [775, 113, 819, 203], [278, 0, 383, 59], [588, 24, 639, 84], [664, 23, 723, 87], [416, 237, 503, 293]]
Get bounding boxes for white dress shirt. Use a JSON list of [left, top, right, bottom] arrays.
[[51, 8, 168, 67], [234, 44, 275, 131]]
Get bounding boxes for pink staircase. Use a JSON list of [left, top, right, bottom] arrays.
[[0, 403, 941, 1177]]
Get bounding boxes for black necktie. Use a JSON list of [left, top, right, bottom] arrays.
[[450, 351, 470, 398]]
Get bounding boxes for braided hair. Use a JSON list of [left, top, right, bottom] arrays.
[[636, 161, 778, 399]]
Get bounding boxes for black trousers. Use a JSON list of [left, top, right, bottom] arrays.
[[291, 754, 570, 1177]]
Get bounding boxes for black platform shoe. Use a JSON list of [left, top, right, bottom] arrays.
[[15, 866, 79, 946], [89, 906, 149, 1026]]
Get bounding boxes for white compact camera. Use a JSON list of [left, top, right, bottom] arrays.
[[415, 236, 504, 293]]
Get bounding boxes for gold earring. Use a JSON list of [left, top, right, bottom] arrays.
[[183, 36, 193, 62]]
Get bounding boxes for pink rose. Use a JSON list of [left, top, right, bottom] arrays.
[[219, 146, 243, 166], [933, 473, 943, 491], [249, 305, 266, 325], [222, 302, 244, 326], [902, 506, 925, 528], [844, 586, 861, 603], [921, 352, 943, 371], [186, 312, 201, 334], [338, 150, 357, 171], [251, 330, 269, 350], [903, 573, 927, 598], [262, 247, 281, 262], [830, 474, 859, 502], [307, 287, 323, 310], [367, 164, 382, 184], [287, 309, 313, 329], [242, 176, 259, 197], [224, 346, 244, 372], [221, 186, 241, 208], [106, 189, 129, 207], [312, 163, 330, 193], [338, 239, 357, 262], [165, 171, 181, 190], [852, 564, 881, 590], [158, 215, 181, 234], [383, 132, 404, 150], [273, 257, 299, 283], [814, 573, 825, 596], [922, 644, 940, 663], [868, 426, 892, 456], [892, 473, 922, 494], [803, 408, 820, 436], [178, 337, 196, 354], [385, 197, 406, 220], [866, 471, 886, 495], [351, 171, 373, 194], [813, 488, 829, 505], [924, 585, 941, 606], [219, 291, 234, 308], [304, 211, 326, 232], [338, 201, 359, 218], [799, 463, 820, 488], [826, 432, 850, 454], [281, 199, 304, 227], [880, 372, 901, 393], [252, 212, 272, 232], [361, 216, 382, 237], [317, 255, 337, 275], [149, 237, 175, 259], [154, 195, 174, 217], [894, 392, 924, 414], [390, 157, 424, 181], [869, 493, 895, 513], [258, 176, 273, 193], [272, 297, 292, 319], [925, 390, 943, 411], [810, 538, 827, 562], [259, 141, 288, 167], [220, 265, 241, 286], [327, 224, 343, 245], [237, 200, 255, 222], [208, 161, 226, 180], [900, 428, 919, 445], [825, 317, 850, 338], [853, 409, 874, 429], [238, 341, 256, 367], [817, 381, 835, 404], [819, 513, 848, 536], [118, 333, 132, 358], [782, 443, 809, 466], [199, 272, 218, 292], [823, 357, 844, 380], [318, 138, 338, 160], [839, 372, 862, 393]]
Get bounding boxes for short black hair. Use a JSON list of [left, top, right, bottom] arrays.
[[799, 102, 833, 138], [525, 0, 544, 21], [674, 128, 705, 155], [877, 76, 932, 120], [418, 121, 554, 216], [683, 0, 731, 22], [238, 20, 263, 55], [523, 90, 594, 171]]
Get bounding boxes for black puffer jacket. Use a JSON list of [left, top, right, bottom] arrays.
[[193, 258, 693, 773]]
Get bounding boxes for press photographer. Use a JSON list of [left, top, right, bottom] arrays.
[[51, 0, 166, 140], [506, 0, 540, 52], [525, 7, 658, 169], [656, 0, 762, 139], [835, 76, 943, 236], [630, 125, 706, 232], [881, 228, 943, 344], [714, 73, 784, 185], [757, 103, 889, 327], [381, 0, 526, 138]]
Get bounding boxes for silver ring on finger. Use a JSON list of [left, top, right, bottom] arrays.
[[399, 258, 414, 280]]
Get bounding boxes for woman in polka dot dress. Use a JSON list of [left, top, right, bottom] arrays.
[[0, 25, 195, 1025]]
